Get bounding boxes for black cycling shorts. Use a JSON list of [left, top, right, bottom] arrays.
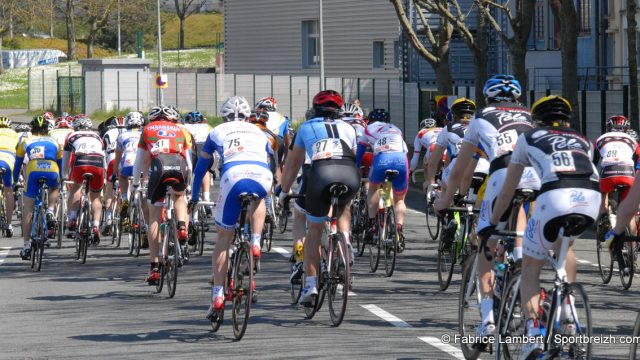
[[302, 159, 360, 222], [147, 154, 189, 205]]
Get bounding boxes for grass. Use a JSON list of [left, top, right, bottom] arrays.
[[162, 13, 224, 50], [144, 48, 218, 68]]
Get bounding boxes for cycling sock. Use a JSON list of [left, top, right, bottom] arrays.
[[250, 234, 261, 247], [23, 241, 30, 248], [203, 192, 210, 202], [177, 221, 186, 229], [342, 232, 351, 244], [92, 220, 100, 228], [480, 297, 494, 325], [513, 246, 522, 261], [213, 285, 224, 298], [305, 276, 317, 289], [150, 262, 158, 270], [47, 207, 54, 214]]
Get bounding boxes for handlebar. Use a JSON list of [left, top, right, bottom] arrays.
[[197, 201, 216, 207], [478, 228, 523, 262]]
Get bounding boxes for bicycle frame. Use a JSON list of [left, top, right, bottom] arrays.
[[30, 183, 49, 241], [160, 187, 181, 262]]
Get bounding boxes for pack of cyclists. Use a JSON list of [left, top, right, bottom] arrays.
[[5, 73, 640, 358]]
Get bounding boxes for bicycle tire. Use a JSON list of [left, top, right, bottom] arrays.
[[619, 226, 635, 290], [267, 221, 273, 252], [368, 214, 382, 272], [278, 208, 289, 234], [36, 208, 46, 272], [437, 219, 456, 291], [80, 205, 89, 264], [328, 232, 350, 326], [544, 283, 592, 359], [30, 241, 37, 269], [496, 274, 524, 360], [133, 205, 142, 257], [197, 208, 206, 256], [232, 242, 254, 340], [426, 200, 440, 241], [75, 208, 84, 261], [630, 312, 640, 359], [56, 195, 66, 249], [156, 225, 166, 294], [595, 217, 613, 284], [383, 206, 397, 278], [458, 256, 483, 360], [116, 218, 123, 248], [166, 219, 179, 298], [290, 263, 303, 305]]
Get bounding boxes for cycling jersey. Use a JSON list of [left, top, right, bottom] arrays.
[[594, 131, 639, 199], [15, 136, 62, 198], [296, 118, 358, 162], [116, 128, 142, 177], [138, 121, 190, 160], [0, 128, 19, 187], [184, 123, 213, 144], [254, 122, 280, 173], [103, 128, 123, 161], [265, 112, 290, 138], [357, 122, 408, 192], [410, 127, 442, 171], [64, 131, 106, 191], [49, 128, 73, 149], [0, 128, 19, 152], [436, 122, 466, 160]]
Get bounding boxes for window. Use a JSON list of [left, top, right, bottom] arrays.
[[394, 40, 400, 68], [535, 0, 545, 42], [577, 0, 591, 36], [302, 20, 319, 68], [373, 41, 385, 69]]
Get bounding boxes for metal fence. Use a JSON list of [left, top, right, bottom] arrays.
[[28, 64, 82, 111]]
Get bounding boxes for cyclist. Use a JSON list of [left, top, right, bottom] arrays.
[[595, 115, 639, 226], [42, 112, 55, 122], [63, 116, 106, 244], [0, 117, 19, 237], [50, 117, 74, 149], [488, 96, 600, 359], [255, 97, 290, 168], [189, 95, 272, 312], [114, 112, 144, 218], [340, 103, 371, 178], [279, 90, 360, 305], [435, 75, 539, 340], [131, 106, 191, 285], [14, 116, 61, 260], [183, 111, 214, 215], [102, 116, 126, 235], [16, 123, 32, 143], [410, 118, 441, 175], [356, 108, 409, 251]]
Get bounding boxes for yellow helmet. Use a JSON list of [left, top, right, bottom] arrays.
[[531, 95, 572, 126], [450, 98, 476, 121], [0, 117, 11, 128]]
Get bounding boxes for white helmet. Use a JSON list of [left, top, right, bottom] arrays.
[[73, 116, 93, 131], [220, 96, 251, 122], [125, 111, 145, 128], [149, 106, 180, 122], [339, 103, 364, 118], [420, 118, 437, 129]]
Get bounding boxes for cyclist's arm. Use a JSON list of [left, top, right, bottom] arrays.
[[191, 151, 212, 202], [62, 150, 71, 179], [13, 156, 24, 184], [424, 144, 445, 188], [280, 145, 305, 193], [409, 134, 422, 172], [114, 147, 122, 178], [489, 163, 524, 226], [434, 142, 475, 211], [355, 142, 367, 168]]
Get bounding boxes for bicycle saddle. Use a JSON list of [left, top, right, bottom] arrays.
[[237, 192, 260, 201], [385, 169, 400, 178], [82, 173, 94, 180], [544, 214, 593, 241]]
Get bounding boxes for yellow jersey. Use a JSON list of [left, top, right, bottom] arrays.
[[0, 128, 19, 153]]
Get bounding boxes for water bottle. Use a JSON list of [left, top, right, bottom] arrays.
[[493, 242, 505, 298], [538, 288, 550, 337]]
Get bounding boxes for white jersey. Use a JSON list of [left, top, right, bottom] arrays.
[[435, 122, 466, 159], [49, 128, 73, 149], [116, 128, 142, 169], [595, 131, 638, 168], [265, 111, 289, 137], [203, 121, 272, 167], [183, 123, 213, 144], [410, 127, 442, 171], [103, 128, 123, 163], [64, 130, 105, 158], [359, 122, 407, 155]]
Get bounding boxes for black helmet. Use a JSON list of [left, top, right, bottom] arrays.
[[531, 95, 572, 126], [368, 109, 390, 123]]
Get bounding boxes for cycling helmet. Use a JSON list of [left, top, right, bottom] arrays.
[[60, 112, 69, 117], [606, 115, 630, 132], [125, 111, 145, 128], [312, 90, 344, 116], [340, 103, 364, 118], [168, 106, 184, 124], [255, 97, 278, 112], [104, 116, 118, 129], [42, 112, 55, 121], [368, 108, 390, 123], [55, 117, 72, 129], [73, 115, 93, 131], [531, 95, 572, 126], [115, 116, 126, 128], [483, 74, 522, 101], [249, 111, 269, 125], [148, 106, 180, 122], [450, 98, 476, 121], [185, 111, 205, 124], [419, 118, 437, 129], [305, 108, 316, 120], [0, 117, 11, 127], [220, 96, 251, 122], [31, 116, 50, 133], [15, 123, 31, 133]]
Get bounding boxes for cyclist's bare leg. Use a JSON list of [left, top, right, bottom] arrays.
[[520, 256, 544, 322], [48, 188, 59, 214], [600, 193, 608, 215], [393, 191, 407, 226], [202, 172, 211, 201], [67, 184, 82, 222], [119, 176, 130, 200], [250, 198, 266, 247], [478, 238, 497, 298], [104, 182, 114, 221], [171, 191, 188, 223], [22, 197, 35, 244], [292, 207, 306, 260], [304, 222, 323, 277], [89, 192, 102, 228], [367, 183, 380, 220], [212, 227, 234, 285], [4, 187, 13, 225], [514, 205, 528, 260], [147, 205, 162, 264]]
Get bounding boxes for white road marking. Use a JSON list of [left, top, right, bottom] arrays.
[[361, 304, 412, 328], [407, 208, 424, 216], [272, 247, 291, 257], [418, 336, 466, 360], [0, 247, 12, 265], [577, 259, 590, 264]]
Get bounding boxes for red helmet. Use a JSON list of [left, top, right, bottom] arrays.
[[42, 112, 55, 121], [55, 117, 72, 129], [255, 97, 278, 112], [312, 90, 344, 114], [607, 115, 630, 132]]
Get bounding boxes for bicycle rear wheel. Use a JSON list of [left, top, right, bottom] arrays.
[[80, 205, 89, 264], [75, 209, 84, 261], [56, 196, 66, 249], [426, 198, 440, 241], [166, 220, 179, 298], [437, 221, 456, 291], [544, 283, 592, 359], [231, 242, 254, 340], [630, 312, 640, 359], [383, 207, 397, 278], [458, 256, 483, 360], [197, 208, 206, 256], [368, 216, 382, 272], [278, 205, 289, 234], [619, 227, 635, 290], [595, 217, 613, 284], [328, 233, 350, 326], [496, 275, 524, 360]]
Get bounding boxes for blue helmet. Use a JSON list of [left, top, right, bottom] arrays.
[[367, 108, 390, 123], [185, 111, 205, 124], [483, 74, 522, 101]]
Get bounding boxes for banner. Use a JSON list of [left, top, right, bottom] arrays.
[[1, 49, 65, 69]]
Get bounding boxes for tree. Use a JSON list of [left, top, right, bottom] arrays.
[[480, 0, 536, 102], [391, 0, 454, 94], [96, 0, 156, 53], [174, 0, 206, 49], [628, 0, 639, 131], [550, 0, 580, 129], [55, 0, 77, 61], [0, 1, 18, 74], [79, 0, 116, 58]]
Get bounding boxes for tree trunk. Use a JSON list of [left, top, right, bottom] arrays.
[[8, 11, 12, 39], [50, 0, 54, 38], [435, 59, 454, 95], [473, 7, 489, 108], [66, 0, 77, 61], [87, 21, 97, 58], [0, 37, 4, 75], [552, 0, 580, 130], [509, 42, 528, 102], [179, 16, 185, 49], [628, 0, 639, 131]]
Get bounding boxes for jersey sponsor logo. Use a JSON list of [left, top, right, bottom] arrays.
[[526, 217, 538, 240], [157, 130, 176, 138], [547, 135, 584, 151], [496, 111, 528, 125], [569, 190, 586, 204], [531, 130, 548, 139], [36, 161, 52, 169]]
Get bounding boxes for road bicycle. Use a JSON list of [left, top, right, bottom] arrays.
[[14, 182, 23, 224], [0, 169, 10, 238], [368, 169, 401, 277], [75, 174, 96, 264], [281, 193, 305, 304], [109, 180, 123, 247], [129, 186, 147, 257], [351, 177, 368, 257], [189, 201, 211, 256], [54, 180, 71, 248], [277, 192, 291, 234], [207, 192, 257, 340], [261, 187, 278, 253], [29, 177, 51, 272], [494, 215, 593, 360], [299, 183, 351, 327]]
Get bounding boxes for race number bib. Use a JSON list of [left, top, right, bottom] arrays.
[[76, 141, 102, 155], [495, 130, 518, 157], [223, 137, 245, 158], [311, 139, 343, 160], [150, 139, 171, 155], [547, 151, 576, 172], [374, 136, 403, 154], [106, 141, 117, 152], [124, 141, 137, 153], [29, 146, 45, 159]]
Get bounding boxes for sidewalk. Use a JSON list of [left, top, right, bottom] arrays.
[[0, 109, 31, 123]]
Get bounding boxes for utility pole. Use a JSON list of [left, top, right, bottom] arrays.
[[319, 0, 325, 90], [157, 0, 164, 105], [117, 0, 121, 57]]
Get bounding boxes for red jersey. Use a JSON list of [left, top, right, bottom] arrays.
[[138, 120, 189, 159]]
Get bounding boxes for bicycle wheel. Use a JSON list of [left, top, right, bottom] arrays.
[[328, 233, 350, 326], [620, 226, 635, 290], [437, 219, 456, 291], [368, 215, 382, 272], [383, 207, 397, 277], [278, 207, 289, 234], [267, 220, 274, 252], [544, 283, 592, 359], [290, 262, 303, 305], [426, 198, 440, 241], [132, 207, 142, 257], [231, 242, 254, 340], [56, 196, 66, 249], [75, 209, 84, 260], [630, 312, 640, 360], [458, 256, 483, 360], [355, 196, 368, 257], [166, 220, 179, 298], [80, 205, 89, 264], [35, 209, 46, 272], [595, 217, 613, 284], [496, 275, 524, 360], [197, 208, 206, 256]]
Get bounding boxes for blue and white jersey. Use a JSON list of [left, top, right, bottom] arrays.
[[116, 128, 142, 170], [265, 112, 290, 138], [293, 117, 357, 162], [202, 121, 272, 172]]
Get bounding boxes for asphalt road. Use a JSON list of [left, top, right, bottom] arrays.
[[1, 186, 639, 360]]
